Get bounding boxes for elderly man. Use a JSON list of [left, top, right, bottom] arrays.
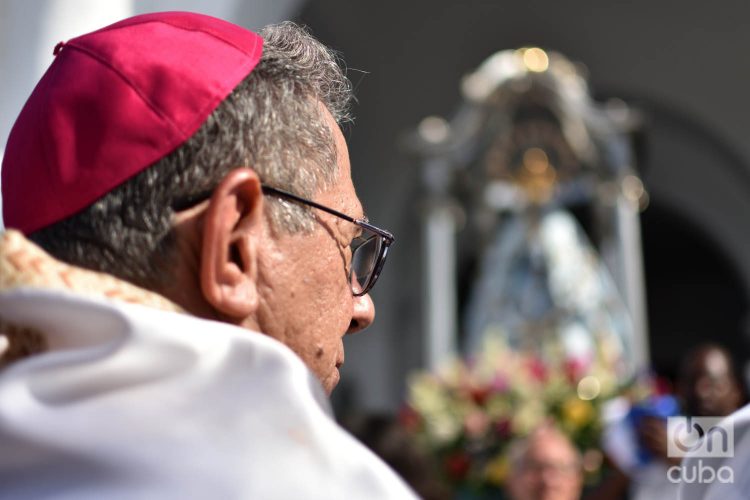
[[0, 11, 413, 499], [505, 425, 584, 500]]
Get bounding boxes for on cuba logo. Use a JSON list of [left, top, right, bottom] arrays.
[[667, 416, 733, 458]]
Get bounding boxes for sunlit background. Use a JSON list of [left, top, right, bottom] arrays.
[[2, 0, 749, 419]]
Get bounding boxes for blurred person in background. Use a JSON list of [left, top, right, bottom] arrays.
[[635, 343, 745, 470], [0, 11, 412, 499], [679, 345, 750, 499], [505, 424, 584, 500], [677, 342, 746, 418], [592, 342, 746, 499]]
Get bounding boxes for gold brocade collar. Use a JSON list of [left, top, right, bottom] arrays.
[[0, 230, 183, 367]]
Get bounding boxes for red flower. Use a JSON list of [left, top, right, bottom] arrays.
[[398, 404, 422, 432], [494, 418, 513, 439], [445, 452, 471, 480], [468, 385, 492, 406], [654, 376, 673, 396]]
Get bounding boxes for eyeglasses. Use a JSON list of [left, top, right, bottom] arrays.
[[261, 185, 394, 296]]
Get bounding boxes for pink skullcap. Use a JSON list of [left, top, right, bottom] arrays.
[[2, 11, 263, 234]]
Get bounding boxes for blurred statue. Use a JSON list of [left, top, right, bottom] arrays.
[[411, 47, 648, 377]]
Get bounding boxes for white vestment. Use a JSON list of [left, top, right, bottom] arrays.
[[678, 404, 750, 500], [0, 287, 416, 499]]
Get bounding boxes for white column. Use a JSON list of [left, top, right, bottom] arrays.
[[616, 196, 650, 371], [423, 201, 458, 370]]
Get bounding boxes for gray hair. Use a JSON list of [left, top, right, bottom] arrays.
[[30, 22, 353, 288]]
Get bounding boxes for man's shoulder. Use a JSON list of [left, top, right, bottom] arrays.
[[0, 288, 416, 499]]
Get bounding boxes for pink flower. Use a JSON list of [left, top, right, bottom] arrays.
[[490, 373, 510, 393], [464, 411, 490, 438], [526, 357, 548, 382], [563, 357, 589, 383]]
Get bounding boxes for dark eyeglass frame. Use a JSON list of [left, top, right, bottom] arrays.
[[261, 185, 394, 296]]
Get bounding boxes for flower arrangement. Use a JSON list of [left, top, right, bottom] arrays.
[[401, 338, 625, 495]]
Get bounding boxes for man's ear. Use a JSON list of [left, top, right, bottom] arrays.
[[200, 168, 264, 319]]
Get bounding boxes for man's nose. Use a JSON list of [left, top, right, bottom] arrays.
[[348, 292, 375, 334]]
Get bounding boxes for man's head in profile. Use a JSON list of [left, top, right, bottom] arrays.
[[1, 12, 393, 394], [505, 424, 583, 500]]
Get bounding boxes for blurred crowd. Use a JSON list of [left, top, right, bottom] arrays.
[[344, 342, 747, 500]]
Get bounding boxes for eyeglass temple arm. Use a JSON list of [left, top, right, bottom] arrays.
[[261, 185, 394, 243]]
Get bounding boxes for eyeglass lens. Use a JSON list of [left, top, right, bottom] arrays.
[[350, 232, 382, 294]]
